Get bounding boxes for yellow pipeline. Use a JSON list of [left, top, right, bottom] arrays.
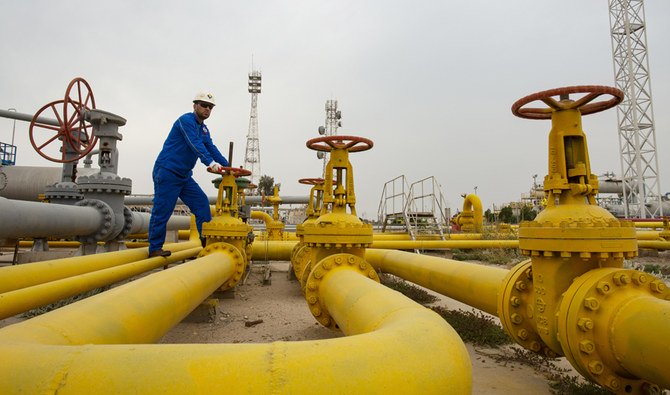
[[0, 247, 202, 320], [0, 254, 471, 393], [454, 194, 483, 233], [637, 240, 670, 250], [251, 240, 297, 261], [372, 233, 483, 240], [0, 248, 238, 345], [0, 219, 202, 294], [370, 239, 519, 250], [365, 248, 508, 316]]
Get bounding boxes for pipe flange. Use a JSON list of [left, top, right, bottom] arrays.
[[44, 182, 83, 201], [77, 173, 132, 195], [114, 206, 134, 241], [75, 198, 115, 243], [304, 253, 380, 330], [498, 259, 555, 356], [291, 243, 311, 281], [299, 259, 313, 294], [519, 217, 637, 260], [198, 242, 247, 290], [558, 268, 669, 393]]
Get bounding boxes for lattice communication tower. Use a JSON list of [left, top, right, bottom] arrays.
[[244, 70, 262, 190], [608, 0, 663, 218], [317, 100, 341, 177]]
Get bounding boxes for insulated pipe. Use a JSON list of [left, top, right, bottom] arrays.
[[365, 248, 509, 316], [369, 239, 519, 250], [0, 251, 471, 394], [0, 166, 97, 201], [0, 247, 202, 320], [251, 240, 297, 261], [128, 212, 191, 234], [610, 296, 670, 389], [0, 197, 101, 239], [0, 225, 201, 294]]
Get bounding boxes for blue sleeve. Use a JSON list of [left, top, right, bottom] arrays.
[[176, 115, 215, 166], [203, 134, 229, 167]]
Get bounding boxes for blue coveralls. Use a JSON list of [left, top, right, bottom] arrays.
[[148, 112, 229, 253]]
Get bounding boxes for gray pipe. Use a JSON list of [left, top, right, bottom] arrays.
[[0, 108, 60, 127], [0, 166, 98, 201], [128, 212, 191, 234], [0, 197, 101, 239]]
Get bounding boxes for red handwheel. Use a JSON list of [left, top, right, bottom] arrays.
[[207, 166, 252, 177], [29, 99, 95, 163], [63, 77, 97, 153], [511, 85, 624, 120], [306, 135, 373, 152]]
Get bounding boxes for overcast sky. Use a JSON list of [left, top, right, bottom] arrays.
[[1, 1, 668, 219]]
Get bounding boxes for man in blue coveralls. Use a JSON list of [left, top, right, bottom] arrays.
[[147, 92, 229, 258]]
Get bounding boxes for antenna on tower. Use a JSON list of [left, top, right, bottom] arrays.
[[244, 63, 262, 192], [317, 99, 342, 177]]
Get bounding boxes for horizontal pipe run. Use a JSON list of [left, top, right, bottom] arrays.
[[0, 250, 236, 345], [637, 240, 670, 250], [365, 248, 509, 316], [17, 241, 149, 249], [0, 247, 202, 320], [251, 240, 297, 261], [369, 239, 519, 250], [0, 253, 471, 394], [371, 233, 483, 240], [0, 240, 200, 294], [0, 197, 101, 239], [124, 194, 310, 206], [610, 296, 670, 389]]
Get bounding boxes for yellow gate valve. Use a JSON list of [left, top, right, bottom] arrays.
[[292, 177, 333, 281], [506, 86, 670, 393], [262, 185, 285, 240], [200, 166, 254, 288], [298, 136, 377, 311]]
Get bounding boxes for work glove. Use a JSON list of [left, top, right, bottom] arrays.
[[208, 162, 224, 173]]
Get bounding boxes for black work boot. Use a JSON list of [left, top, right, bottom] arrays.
[[149, 249, 171, 258]]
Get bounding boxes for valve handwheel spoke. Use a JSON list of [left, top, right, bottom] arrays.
[[207, 166, 252, 177], [29, 100, 86, 163], [306, 135, 374, 152], [511, 85, 624, 120], [63, 77, 97, 154]]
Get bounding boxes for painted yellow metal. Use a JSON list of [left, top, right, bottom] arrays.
[[250, 210, 284, 240], [0, 253, 471, 394], [370, 239, 518, 250], [0, 240, 200, 294], [250, 240, 297, 261], [453, 193, 483, 233], [0, 249, 238, 345], [365, 248, 508, 316], [0, 247, 202, 320], [557, 268, 670, 392], [637, 240, 670, 250], [510, 87, 670, 391], [371, 232, 483, 240]]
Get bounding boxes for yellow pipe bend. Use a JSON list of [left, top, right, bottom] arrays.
[[0, 247, 202, 320], [0, 244, 472, 393], [365, 248, 508, 316]]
